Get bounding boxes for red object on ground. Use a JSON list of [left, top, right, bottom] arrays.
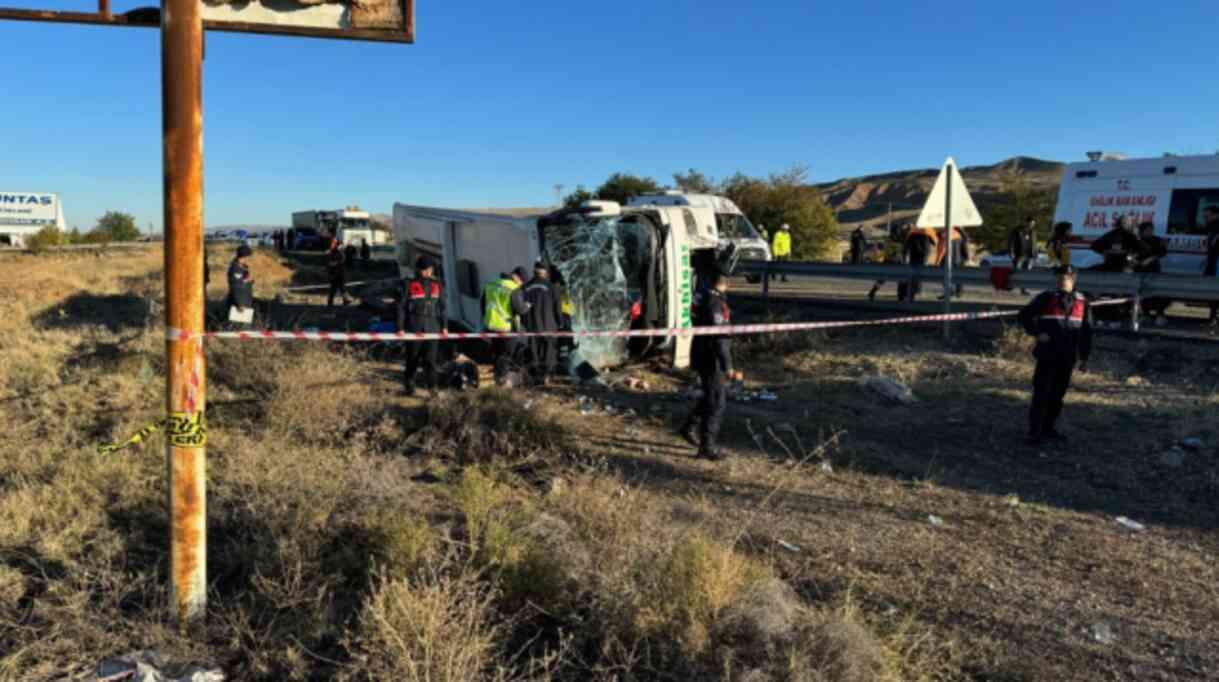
[[990, 266, 1013, 291]]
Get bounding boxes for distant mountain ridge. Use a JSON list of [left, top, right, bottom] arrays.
[[817, 156, 1064, 227]]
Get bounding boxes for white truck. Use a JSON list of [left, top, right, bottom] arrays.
[[1054, 153, 1219, 274], [0, 192, 65, 248], [392, 200, 728, 369], [291, 208, 383, 249]]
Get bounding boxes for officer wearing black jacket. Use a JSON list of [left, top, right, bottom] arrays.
[[1090, 215, 1145, 272], [1134, 221, 1170, 322], [398, 256, 447, 396], [679, 271, 740, 461], [1018, 265, 1092, 445], [326, 239, 352, 307], [521, 261, 563, 385], [225, 244, 255, 327]]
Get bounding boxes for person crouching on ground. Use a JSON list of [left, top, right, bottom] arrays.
[[679, 271, 742, 461], [1018, 265, 1092, 446], [398, 255, 447, 396]]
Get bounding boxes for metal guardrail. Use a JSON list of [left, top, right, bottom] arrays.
[[736, 260, 1219, 302]]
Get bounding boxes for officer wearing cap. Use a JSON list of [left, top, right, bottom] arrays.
[[398, 255, 448, 396], [1017, 264, 1093, 445]]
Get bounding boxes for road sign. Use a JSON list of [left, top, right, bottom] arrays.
[[0, 0, 414, 42], [916, 157, 983, 229]]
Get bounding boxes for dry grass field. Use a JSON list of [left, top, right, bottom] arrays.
[[1, 247, 1216, 681]]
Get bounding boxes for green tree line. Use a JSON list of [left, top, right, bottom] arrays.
[[25, 211, 141, 251]]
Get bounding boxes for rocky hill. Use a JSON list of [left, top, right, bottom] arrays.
[[817, 156, 1063, 229]]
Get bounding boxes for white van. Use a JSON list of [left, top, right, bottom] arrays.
[[627, 191, 772, 262], [1054, 154, 1219, 273]]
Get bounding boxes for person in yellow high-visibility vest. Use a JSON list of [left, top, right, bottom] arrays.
[[481, 267, 530, 383], [770, 223, 792, 282]]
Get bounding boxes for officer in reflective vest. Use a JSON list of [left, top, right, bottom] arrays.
[[481, 267, 529, 382], [1017, 265, 1092, 445], [771, 223, 792, 283], [398, 255, 447, 396]]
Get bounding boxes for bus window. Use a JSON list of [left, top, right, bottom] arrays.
[[1167, 189, 1219, 235], [682, 209, 699, 238]]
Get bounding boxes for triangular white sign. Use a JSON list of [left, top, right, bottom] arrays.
[[916, 157, 983, 228]]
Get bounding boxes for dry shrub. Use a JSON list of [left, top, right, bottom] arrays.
[[795, 614, 895, 682], [343, 570, 508, 682], [418, 390, 573, 468], [993, 321, 1032, 361], [206, 339, 381, 448], [451, 469, 579, 611], [717, 578, 802, 653], [637, 532, 770, 655]]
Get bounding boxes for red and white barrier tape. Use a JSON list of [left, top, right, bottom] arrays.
[[171, 299, 1133, 343], [167, 309, 1026, 343]]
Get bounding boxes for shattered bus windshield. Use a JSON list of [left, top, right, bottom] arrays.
[[715, 213, 760, 240], [542, 215, 655, 369]]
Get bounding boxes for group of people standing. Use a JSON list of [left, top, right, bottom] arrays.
[[863, 223, 969, 302], [396, 257, 570, 396]]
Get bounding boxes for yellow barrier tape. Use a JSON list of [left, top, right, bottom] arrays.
[[98, 412, 207, 455]]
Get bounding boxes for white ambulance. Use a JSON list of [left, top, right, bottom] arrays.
[[1053, 153, 1219, 274]]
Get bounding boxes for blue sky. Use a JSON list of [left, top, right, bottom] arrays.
[[1, 0, 1215, 231]]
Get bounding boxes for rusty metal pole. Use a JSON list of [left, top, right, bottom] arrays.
[[162, 0, 207, 623]]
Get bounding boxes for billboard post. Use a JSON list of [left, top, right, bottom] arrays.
[[1, 0, 414, 625]]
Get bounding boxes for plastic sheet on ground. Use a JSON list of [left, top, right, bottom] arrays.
[[96, 651, 224, 682], [860, 375, 917, 405]]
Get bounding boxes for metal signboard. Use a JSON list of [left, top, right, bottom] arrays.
[[0, 192, 61, 226], [0, 0, 414, 42]]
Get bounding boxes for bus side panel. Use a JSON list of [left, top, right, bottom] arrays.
[[451, 220, 539, 330], [664, 215, 695, 369]]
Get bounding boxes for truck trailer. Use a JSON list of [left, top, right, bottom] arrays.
[[392, 200, 729, 369], [291, 208, 378, 250]]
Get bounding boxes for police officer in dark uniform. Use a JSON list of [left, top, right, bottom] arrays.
[[1018, 265, 1092, 446], [225, 244, 255, 328], [398, 255, 447, 396], [326, 238, 352, 307], [679, 270, 740, 461], [849, 226, 867, 265], [521, 261, 563, 385]]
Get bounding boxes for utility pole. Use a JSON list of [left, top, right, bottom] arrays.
[[1, 0, 413, 626], [554, 183, 564, 207], [162, 0, 208, 623]]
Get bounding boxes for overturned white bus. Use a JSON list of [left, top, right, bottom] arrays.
[[392, 200, 731, 369]]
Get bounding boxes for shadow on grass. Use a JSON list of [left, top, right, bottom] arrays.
[[34, 292, 151, 333]]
